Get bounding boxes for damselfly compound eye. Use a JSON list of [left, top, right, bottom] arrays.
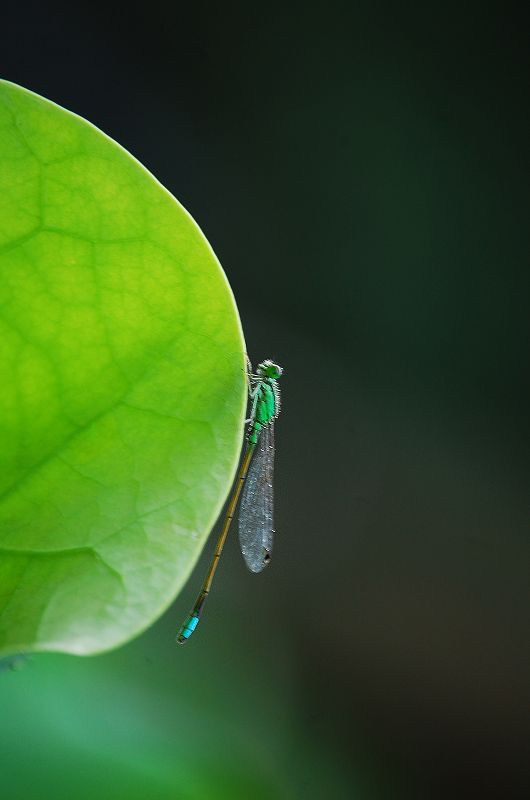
[[258, 360, 283, 379]]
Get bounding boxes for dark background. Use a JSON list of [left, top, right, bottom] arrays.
[[1, 3, 529, 798]]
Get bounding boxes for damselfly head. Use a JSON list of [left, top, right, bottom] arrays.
[[257, 359, 283, 379]]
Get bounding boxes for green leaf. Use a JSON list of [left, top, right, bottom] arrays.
[[0, 80, 246, 656]]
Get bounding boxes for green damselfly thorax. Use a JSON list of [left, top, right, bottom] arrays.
[[177, 358, 283, 644]]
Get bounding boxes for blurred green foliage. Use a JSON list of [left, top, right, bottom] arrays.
[[0, 617, 359, 800]]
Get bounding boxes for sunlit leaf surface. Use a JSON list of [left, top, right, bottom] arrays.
[[0, 80, 245, 655]]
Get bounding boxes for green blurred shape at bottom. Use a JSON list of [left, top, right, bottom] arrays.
[[0, 623, 357, 800], [0, 657, 280, 800]]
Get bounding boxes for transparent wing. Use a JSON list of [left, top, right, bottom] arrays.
[[238, 423, 275, 573]]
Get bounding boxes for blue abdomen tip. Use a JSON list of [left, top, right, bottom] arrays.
[[177, 614, 200, 644]]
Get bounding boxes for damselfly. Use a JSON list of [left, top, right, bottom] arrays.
[[177, 358, 283, 644]]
